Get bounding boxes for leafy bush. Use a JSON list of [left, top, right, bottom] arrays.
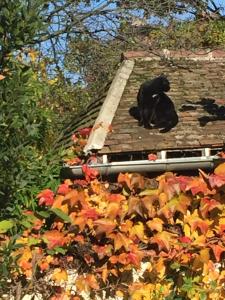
[[0, 56, 61, 214], [2, 162, 225, 299]]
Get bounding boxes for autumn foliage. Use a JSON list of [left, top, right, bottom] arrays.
[[2, 161, 225, 299]]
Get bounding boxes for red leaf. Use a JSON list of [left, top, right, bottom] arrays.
[[208, 174, 225, 188], [82, 164, 99, 182], [186, 177, 212, 196], [108, 194, 125, 203], [57, 183, 70, 195], [176, 176, 192, 192], [77, 127, 92, 137], [37, 189, 54, 206], [127, 249, 144, 267], [148, 153, 157, 161], [73, 179, 88, 187], [179, 236, 192, 244]]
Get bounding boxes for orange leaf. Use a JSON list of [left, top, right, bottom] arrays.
[[92, 244, 112, 259], [106, 202, 120, 219], [185, 210, 212, 235], [109, 232, 132, 251], [186, 177, 213, 196], [109, 255, 118, 264], [0, 74, 5, 80], [52, 195, 68, 214], [158, 194, 191, 218], [150, 231, 177, 251], [127, 248, 144, 267], [120, 220, 133, 233], [141, 196, 157, 218], [118, 173, 145, 190], [72, 216, 87, 231], [117, 253, 128, 264], [76, 274, 99, 292], [147, 218, 164, 232], [214, 162, 225, 176], [102, 268, 108, 283], [80, 208, 99, 220], [199, 197, 222, 218], [157, 172, 181, 199], [155, 257, 166, 279], [108, 193, 126, 203], [64, 190, 82, 207], [17, 247, 32, 271], [118, 173, 132, 189], [209, 244, 225, 262], [109, 232, 133, 251], [93, 218, 116, 235], [128, 196, 144, 216], [42, 230, 66, 249]]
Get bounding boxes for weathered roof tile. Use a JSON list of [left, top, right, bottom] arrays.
[[58, 50, 225, 156]]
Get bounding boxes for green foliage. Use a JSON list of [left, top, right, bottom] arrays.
[[0, 0, 44, 67], [148, 19, 225, 49], [0, 56, 61, 214]]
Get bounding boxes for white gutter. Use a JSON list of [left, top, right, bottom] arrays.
[[61, 156, 224, 178]]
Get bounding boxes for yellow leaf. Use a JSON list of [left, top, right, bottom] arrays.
[[116, 290, 124, 298], [106, 202, 120, 220], [51, 268, 68, 283], [102, 268, 108, 283], [155, 257, 166, 279], [28, 50, 38, 62], [129, 221, 146, 241], [139, 189, 158, 196], [147, 218, 164, 232]]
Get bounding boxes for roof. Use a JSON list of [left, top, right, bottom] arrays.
[[86, 49, 225, 156], [58, 49, 225, 158]]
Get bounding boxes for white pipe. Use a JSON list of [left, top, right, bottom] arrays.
[[61, 156, 224, 178]]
